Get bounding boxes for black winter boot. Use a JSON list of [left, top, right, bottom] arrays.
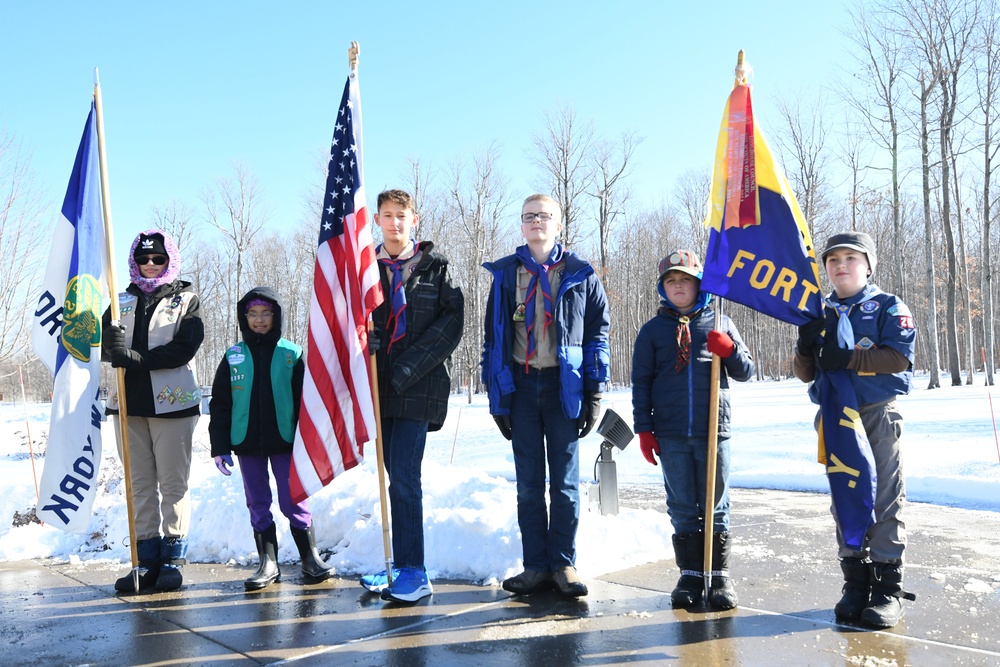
[[834, 557, 870, 621], [707, 531, 738, 610], [670, 532, 704, 608], [861, 562, 916, 629], [155, 537, 188, 591], [114, 537, 161, 593], [246, 524, 281, 591], [290, 525, 333, 583]]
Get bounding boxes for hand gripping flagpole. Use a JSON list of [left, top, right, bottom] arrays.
[[702, 50, 750, 603], [94, 69, 140, 592], [350, 41, 394, 585]]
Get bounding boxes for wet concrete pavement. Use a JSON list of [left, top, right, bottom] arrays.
[[3, 487, 1000, 666]]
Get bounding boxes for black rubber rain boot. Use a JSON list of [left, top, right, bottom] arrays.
[[834, 557, 870, 621], [861, 562, 916, 629], [670, 532, 704, 608], [707, 531, 738, 610], [155, 536, 188, 591], [245, 524, 281, 591], [114, 537, 161, 593], [290, 525, 333, 584]]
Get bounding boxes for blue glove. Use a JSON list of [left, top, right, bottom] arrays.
[[214, 455, 233, 476]]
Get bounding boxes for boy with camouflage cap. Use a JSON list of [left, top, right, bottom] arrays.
[[793, 231, 917, 628]]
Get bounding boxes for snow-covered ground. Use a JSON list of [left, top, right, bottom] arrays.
[[1, 374, 997, 585]]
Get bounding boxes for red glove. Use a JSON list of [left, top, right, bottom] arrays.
[[707, 330, 735, 358], [638, 432, 660, 466]]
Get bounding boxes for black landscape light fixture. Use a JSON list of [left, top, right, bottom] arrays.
[[589, 409, 634, 516]]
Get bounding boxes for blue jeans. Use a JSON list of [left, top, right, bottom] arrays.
[[510, 367, 581, 571], [382, 417, 429, 569], [657, 435, 731, 535], [238, 453, 312, 533]]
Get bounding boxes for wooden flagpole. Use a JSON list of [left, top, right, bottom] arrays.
[[94, 69, 140, 591], [702, 49, 748, 602], [351, 41, 394, 585], [702, 301, 723, 601]]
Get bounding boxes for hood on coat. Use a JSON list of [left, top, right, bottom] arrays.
[[237, 286, 284, 345]]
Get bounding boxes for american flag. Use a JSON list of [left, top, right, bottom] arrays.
[[290, 72, 383, 503]]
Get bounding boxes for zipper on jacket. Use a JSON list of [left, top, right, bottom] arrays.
[[686, 361, 694, 437]]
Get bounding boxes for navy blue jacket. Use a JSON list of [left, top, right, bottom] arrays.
[[482, 249, 610, 420], [807, 284, 915, 407], [631, 295, 754, 438]]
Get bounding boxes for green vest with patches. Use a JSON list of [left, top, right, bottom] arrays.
[[227, 339, 302, 446]]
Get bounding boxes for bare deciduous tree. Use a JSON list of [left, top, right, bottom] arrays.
[[448, 144, 515, 400], [150, 200, 198, 252], [202, 161, 270, 339], [672, 168, 712, 253], [845, 1, 909, 297], [0, 131, 49, 363], [975, 2, 1000, 385], [776, 95, 833, 238], [589, 131, 642, 272], [529, 106, 594, 249]]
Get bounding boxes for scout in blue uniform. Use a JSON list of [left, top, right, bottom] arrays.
[[794, 232, 917, 629]]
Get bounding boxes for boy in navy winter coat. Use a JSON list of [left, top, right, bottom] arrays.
[[209, 287, 331, 591], [793, 231, 916, 629], [482, 193, 611, 598], [632, 249, 754, 610]]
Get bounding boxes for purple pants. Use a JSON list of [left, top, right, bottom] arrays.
[[237, 453, 311, 533]]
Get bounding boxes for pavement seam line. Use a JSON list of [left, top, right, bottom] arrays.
[[738, 603, 1000, 658], [268, 593, 517, 664]]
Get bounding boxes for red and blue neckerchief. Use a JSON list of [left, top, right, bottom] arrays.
[[515, 243, 563, 369], [378, 241, 416, 353]]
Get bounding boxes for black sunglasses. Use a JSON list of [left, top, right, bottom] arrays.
[[136, 255, 168, 266]]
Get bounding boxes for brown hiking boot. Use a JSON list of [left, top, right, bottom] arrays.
[[502, 569, 552, 595], [553, 566, 588, 598]]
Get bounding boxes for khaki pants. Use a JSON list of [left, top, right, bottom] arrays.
[[833, 399, 907, 564], [114, 415, 197, 540]]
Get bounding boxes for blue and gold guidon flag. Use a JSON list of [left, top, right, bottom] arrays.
[[701, 82, 823, 327], [700, 80, 875, 551]]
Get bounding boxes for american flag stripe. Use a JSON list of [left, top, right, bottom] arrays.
[[290, 71, 382, 503]]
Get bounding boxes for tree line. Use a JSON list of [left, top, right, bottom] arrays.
[[3, 0, 1000, 404]]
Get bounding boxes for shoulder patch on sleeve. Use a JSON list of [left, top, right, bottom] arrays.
[[887, 302, 912, 317]]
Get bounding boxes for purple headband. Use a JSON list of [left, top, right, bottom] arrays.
[[245, 298, 275, 312]]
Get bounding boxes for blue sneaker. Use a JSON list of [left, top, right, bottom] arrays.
[[360, 568, 401, 593], [380, 567, 433, 603]]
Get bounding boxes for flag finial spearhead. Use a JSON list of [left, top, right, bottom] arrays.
[[349, 41, 360, 72], [734, 50, 751, 87]]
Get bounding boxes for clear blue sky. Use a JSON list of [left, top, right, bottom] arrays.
[[2, 1, 853, 279]]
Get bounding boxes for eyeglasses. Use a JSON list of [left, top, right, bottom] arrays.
[[136, 255, 168, 266], [246, 311, 274, 320], [521, 212, 554, 223]]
